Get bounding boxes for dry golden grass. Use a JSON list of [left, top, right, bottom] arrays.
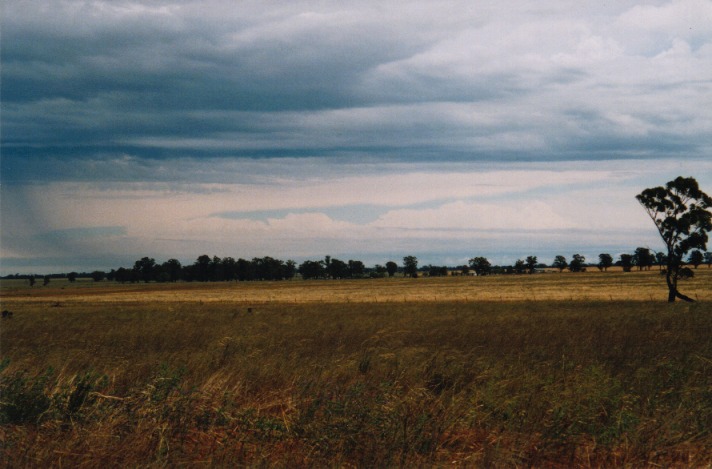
[[1, 271, 711, 467]]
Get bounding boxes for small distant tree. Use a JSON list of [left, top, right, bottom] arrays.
[[655, 251, 667, 271], [688, 249, 703, 269], [327, 258, 349, 279], [619, 254, 633, 272], [67, 272, 78, 282], [636, 176, 712, 302], [134, 257, 157, 283], [160, 259, 182, 282], [28, 276, 35, 287], [569, 254, 586, 272], [385, 261, 398, 277], [43, 275, 50, 286], [429, 265, 448, 277], [284, 260, 297, 280], [193, 255, 211, 282], [552, 255, 568, 272], [235, 258, 252, 281], [525, 256, 538, 274], [598, 253, 613, 272], [514, 259, 526, 274], [633, 247, 654, 271], [403, 256, 419, 278], [469, 256, 491, 276], [114, 267, 136, 283], [348, 260, 366, 278], [299, 260, 326, 280], [90, 271, 105, 282]]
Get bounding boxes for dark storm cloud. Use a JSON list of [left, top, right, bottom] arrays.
[[3, 0, 712, 185], [2, 1, 437, 181]]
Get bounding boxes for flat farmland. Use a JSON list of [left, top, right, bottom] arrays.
[[1, 271, 711, 467], [3, 269, 712, 305]]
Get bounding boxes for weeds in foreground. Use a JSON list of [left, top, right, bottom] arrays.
[[1, 300, 711, 466]]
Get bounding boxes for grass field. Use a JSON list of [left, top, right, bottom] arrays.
[[1, 271, 711, 467]]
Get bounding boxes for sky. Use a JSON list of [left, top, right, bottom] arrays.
[[2, 0, 712, 275]]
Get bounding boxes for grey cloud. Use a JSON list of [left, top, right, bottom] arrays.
[[2, 0, 712, 185]]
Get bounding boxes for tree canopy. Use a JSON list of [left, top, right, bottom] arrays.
[[636, 176, 712, 302]]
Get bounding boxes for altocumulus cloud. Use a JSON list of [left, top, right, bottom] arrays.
[[1, 1, 711, 273]]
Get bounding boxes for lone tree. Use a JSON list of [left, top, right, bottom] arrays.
[[636, 176, 712, 302], [552, 255, 568, 272], [385, 261, 398, 277], [633, 247, 654, 271], [598, 253, 613, 271], [469, 256, 492, 276], [569, 254, 586, 272], [403, 256, 419, 278], [620, 253, 633, 272], [525, 255, 538, 274]]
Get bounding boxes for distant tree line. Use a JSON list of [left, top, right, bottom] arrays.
[[106, 255, 298, 283], [5, 249, 711, 285], [101, 255, 401, 283]]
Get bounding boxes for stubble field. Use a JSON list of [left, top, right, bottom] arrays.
[[1, 270, 711, 467]]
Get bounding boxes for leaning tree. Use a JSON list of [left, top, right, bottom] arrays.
[[636, 176, 712, 302]]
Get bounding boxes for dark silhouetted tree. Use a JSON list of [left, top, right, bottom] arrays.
[[469, 256, 491, 276], [191, 255, 211, 282], [133, 257, 157, 283], [299, 260, 326, 279], [67, 272, 78, 282], [655, 251, 667, 271], [403, 256, 419, 278], [427, 265, 448, 277], [372, 264, 387, 278], [348, 260, 365, 278], [162, 259, 182, 282], [91, 271, 105, 282], [633, 247, 654, 271], [620, 253, 633, 272], [553, 255, 567, 272], [525, 256, 538, 274], [386, 261, 398, 277], [598, 253, 613, 271], [569, 254, 586, 272], [514, 259, 526, 274], [221, 257, 237, 281], [327, 258, 349, 279], [284, 260, 297, 280], [114, 267, 135, 283], [636, 176, 712, 302]]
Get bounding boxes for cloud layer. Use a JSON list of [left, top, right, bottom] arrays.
[[2, 1, 711, 272]]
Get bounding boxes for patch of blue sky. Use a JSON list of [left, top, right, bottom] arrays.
[[215, 204, 389, 225]]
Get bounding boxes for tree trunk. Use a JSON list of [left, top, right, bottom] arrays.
[[666, 268, 695, 303], [675, 291, 695, 302]]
